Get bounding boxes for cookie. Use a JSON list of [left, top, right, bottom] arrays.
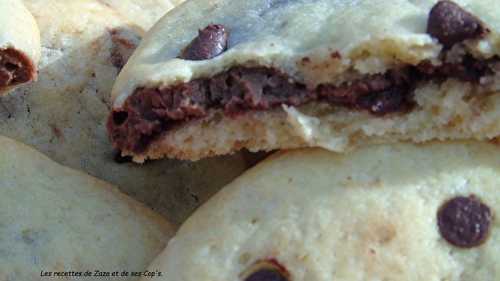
[[0, 0, 247, 224], [0, 0, 40, 94], [0, 136, 175, 281], [142, 141, 499, 280], [107, 0, 500, 161]]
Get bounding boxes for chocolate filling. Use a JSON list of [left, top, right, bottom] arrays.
[[0, 48, 35, 89], [108, 55, 498, 153], [107, 1, 497, 154]]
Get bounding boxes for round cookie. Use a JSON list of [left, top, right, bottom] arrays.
[[143, 141, 499, 280]]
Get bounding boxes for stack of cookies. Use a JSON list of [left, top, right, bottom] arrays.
[[107, 0, 499, 280], [0, 0, 183, 280], [1, 0, 498, 280]]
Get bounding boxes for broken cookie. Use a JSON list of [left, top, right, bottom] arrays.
[[0, 0, 40, 94], [108, 0, 500, 161]]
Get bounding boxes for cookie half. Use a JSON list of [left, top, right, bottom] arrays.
[[108, 0, 500, 161], [0, 0, 40, 94], [143, 141, 499, 280]]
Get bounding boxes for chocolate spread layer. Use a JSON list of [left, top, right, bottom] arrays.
[[0, 48, 35, 89], [107, 0, 497, 154], [108, 56, 498, 154]]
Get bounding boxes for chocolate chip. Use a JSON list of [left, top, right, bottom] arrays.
[[180, 24, 228, 61], [244, 268, 289, 281], [243, 260, 289, 281], [437, 195, 492, 248], [427, 0, 488, 48]]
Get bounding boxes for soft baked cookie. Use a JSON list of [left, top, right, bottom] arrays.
[[142, 141, 499, 281], [0, 136, 175, 281], [108, 0, 500, 161], [0, 0, 40, 94], [0, 0, 248, 225]]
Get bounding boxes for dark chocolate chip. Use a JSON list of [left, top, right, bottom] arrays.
[[243, 260, 289, 281], [113, 150, 133, 164], [437, 195, 492, 248], [180, 24, 228, 61], [244, 268, 289, 281], [427, 0, 488, 48]]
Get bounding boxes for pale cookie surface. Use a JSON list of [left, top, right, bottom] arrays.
[[144, 142, 499, 281], [0, 0, 249, 224], [113, 0, 500, 101], [0, 136, 175, 281], [107, 0, 500, 161], [99, 0, 186, 31], [0, 0, 40, 94]]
